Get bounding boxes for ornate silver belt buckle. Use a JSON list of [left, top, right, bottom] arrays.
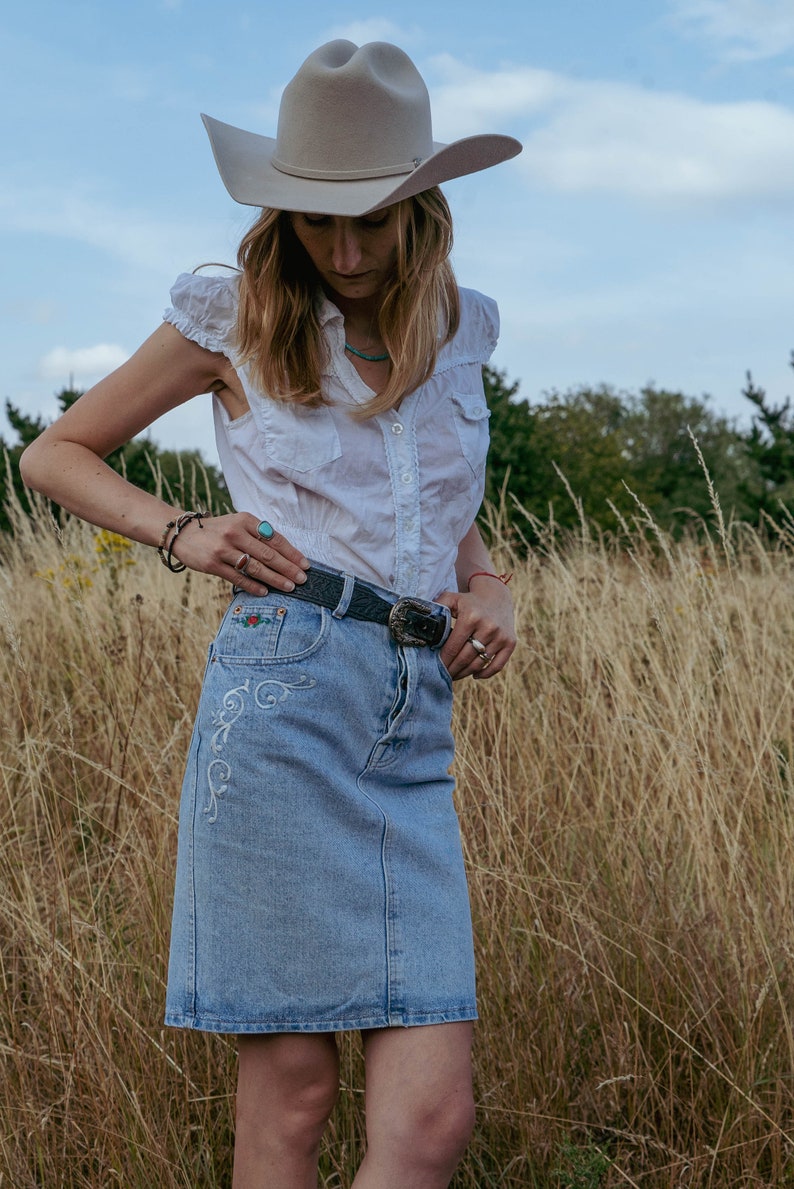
[[388, 597, 446, 647]]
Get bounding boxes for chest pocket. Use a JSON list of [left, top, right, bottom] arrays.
[[450, 391, 491, 478], [254, 399, 342, 473]]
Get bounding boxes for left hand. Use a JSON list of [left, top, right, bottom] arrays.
[[435, 582, 516, 680]]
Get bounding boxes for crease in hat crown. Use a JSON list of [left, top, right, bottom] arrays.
[[200, 39, 523, 215], [271, 41, 434, 182]]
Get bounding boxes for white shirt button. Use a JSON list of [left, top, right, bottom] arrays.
[[401, 472, 413, 484], [391, 423, 404, 435]]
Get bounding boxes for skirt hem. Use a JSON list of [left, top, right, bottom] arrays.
[[164, 1006, 478, 1035]]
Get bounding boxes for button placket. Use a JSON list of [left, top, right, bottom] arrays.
[[380, 409, 421, 594]]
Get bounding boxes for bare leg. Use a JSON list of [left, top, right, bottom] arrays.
[[351, 1021, 475, 1189], [232, 1032, 340, 1189]]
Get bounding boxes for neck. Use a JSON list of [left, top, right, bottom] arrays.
[[325, 287, 386, 354], [324, 286, 381, 327]]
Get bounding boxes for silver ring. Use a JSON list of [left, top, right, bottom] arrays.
[[234, 553, 251, 573], [467, 635, 488, 658]]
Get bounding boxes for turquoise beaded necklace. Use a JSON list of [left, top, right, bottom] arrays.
[[345, 341, 389, 363]]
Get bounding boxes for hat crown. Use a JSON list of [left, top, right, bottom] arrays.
[[272, 41, 435, 182]]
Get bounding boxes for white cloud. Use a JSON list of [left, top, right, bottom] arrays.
[[668, 0, 794, 60], [0, 183, 229, 275], [427, 57, 794, 205], [429, 57, 565, 132], [38, 344, 130, 382], [525, 86, 794, 202]]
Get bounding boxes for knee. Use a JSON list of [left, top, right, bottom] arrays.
[[236, 1036, 340, 1153], [392, 1088, 476, 1173], [238, 1073, 338, 1159], [424, 1091, 476, 1168], [278, 1071, 339, 1147]]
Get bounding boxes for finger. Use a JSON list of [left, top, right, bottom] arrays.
[[442, 629, 490, 679], [472, 636, 516, 680], [456, 647, 503, 680], [246, 518, 309, 570], [218, 553, 269, 596], [471, 649, 507, 679], [234, 552, 302, 592], [239, 521, 309, 590], [443, 629, 512, 680]]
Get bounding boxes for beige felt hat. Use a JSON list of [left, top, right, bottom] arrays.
[[201, 40, 522, 216]]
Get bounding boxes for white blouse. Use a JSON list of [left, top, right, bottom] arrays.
[[164, 272, 498, 600]]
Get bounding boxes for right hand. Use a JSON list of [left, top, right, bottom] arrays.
[[170, 512, 309, 596]]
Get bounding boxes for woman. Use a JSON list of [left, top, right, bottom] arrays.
[[21, 40, 521, 1189]]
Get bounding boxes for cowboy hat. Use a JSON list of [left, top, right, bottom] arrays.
[[201, 40, 522, 217]]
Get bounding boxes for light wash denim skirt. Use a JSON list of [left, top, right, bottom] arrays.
[[164, 587, 477, 1034]]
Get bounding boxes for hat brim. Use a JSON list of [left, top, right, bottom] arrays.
[[201, 114, 522, 216]]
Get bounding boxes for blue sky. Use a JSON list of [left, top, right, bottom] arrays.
[[3, 0, 794, 461]]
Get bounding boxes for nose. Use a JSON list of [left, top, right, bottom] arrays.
[[331, 220, 363, 274]]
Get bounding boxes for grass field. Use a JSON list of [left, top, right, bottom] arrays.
[[2, 490, 794, 1187]]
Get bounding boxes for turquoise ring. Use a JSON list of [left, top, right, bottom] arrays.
[[257, 520, 274, 540]]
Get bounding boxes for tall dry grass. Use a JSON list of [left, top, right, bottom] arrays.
[[2, 487, 794, 1187]]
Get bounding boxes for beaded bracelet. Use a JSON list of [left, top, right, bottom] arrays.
[[158, 510, 209, 573], [467, 570, 513, 591]]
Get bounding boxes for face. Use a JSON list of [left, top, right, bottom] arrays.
[[289, 205, 405, 302]]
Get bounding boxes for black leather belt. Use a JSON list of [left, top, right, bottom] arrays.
[[283, 562, 451, 648]]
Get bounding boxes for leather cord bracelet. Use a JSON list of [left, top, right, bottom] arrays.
[[158, 510, 209, 573], [467, 570, 513, 591]]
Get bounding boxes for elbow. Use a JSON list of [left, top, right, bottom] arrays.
[[19, 439, 49, 495]]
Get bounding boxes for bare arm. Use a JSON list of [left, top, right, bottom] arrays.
[[20, 322, 309, 595], [435, 521, 516, 681]]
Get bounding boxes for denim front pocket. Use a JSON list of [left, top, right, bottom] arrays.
[[214, 599, 330, 665]]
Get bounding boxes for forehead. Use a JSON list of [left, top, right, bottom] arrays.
[[289, 202, 403, 222]]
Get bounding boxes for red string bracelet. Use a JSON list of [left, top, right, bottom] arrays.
[[467, 571, 513, 591]]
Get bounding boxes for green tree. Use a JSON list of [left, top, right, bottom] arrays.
[[620, 386, 755, 529], [481, 365, 536, 510], [482, 371, 637, 540], [740, 356, 794, 514], [482, 369, 756, 542]]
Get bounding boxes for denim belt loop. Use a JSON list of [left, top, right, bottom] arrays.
[[332, 572, 356, 619]]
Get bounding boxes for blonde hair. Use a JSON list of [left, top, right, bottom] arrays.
[[235, 188, 460, 419]]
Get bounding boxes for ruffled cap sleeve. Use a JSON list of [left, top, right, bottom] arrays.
[[163, 272, 239, 358], [459, 288, 500, 362], [436, 287, 500, 373]]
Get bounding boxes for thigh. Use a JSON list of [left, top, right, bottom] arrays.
[[237, 1032, 340, 1109], [361, 1022, 474, 1130]]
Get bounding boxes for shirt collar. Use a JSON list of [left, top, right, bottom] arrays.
[[316, 291, 343, 328]]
